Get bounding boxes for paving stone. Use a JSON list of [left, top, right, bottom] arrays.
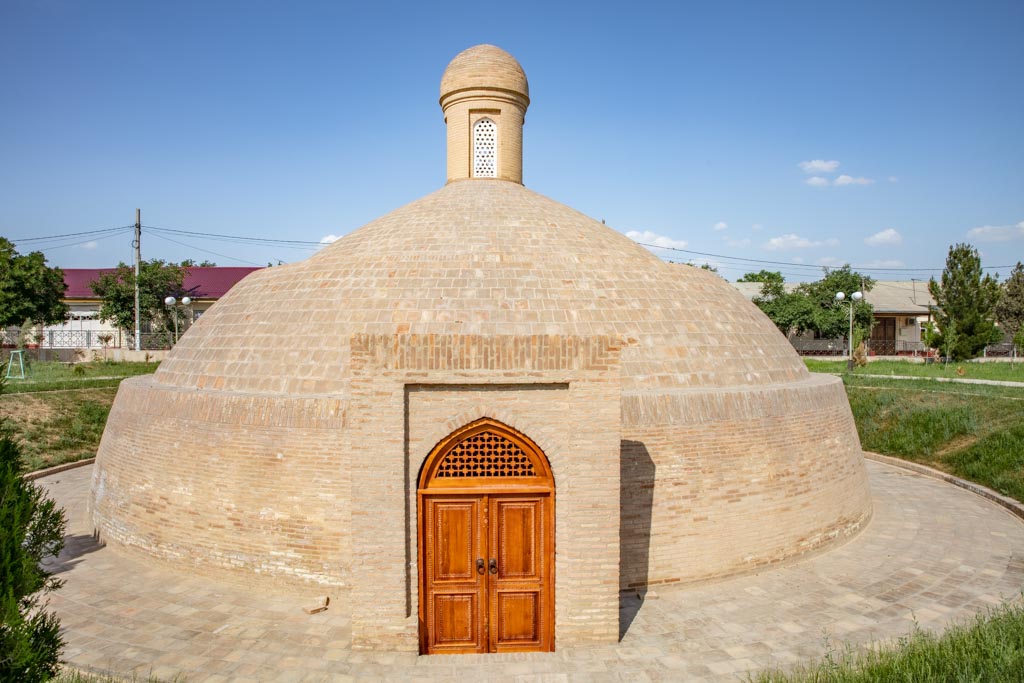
[[40, 460, 1024, 681]]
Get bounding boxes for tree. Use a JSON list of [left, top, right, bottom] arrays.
[[928, 244, 1002, 360], [0, 238, 68, 329], [0, 362, 67, 680], [995, 262, 1024, 342], [744, 271, 806, 335], [746, 266, 874, 341], [90, 260, 192, 335], [795, 266, 875, 341], [738, 270, 785, 286]]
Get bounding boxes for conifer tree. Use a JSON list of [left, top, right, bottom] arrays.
[[995, 262, 1024, 344], [0, 360, 67, 681], [928, 243, 1002, 360]]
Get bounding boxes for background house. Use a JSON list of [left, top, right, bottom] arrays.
[[730, 279, 936, 356], [34, 266, 260, 353]]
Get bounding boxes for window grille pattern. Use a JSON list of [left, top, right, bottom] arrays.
[[473, 118, 497, 177], [435, 431, 536, 478]]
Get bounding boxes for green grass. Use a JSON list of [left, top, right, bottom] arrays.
[[0, 388, 118, 470], [805, 358, 1024, 382], [0, 361, 158, 471], [834, 374, 1024, 501], [2, 360, 159, 394], [751, 600, 1024, 682]]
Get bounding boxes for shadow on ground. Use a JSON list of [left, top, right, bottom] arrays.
[[45, 532, 105, 575]]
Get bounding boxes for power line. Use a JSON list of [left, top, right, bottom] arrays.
[[8, 225, 135, 244], [33, 228, 133, 252], [145, 227, 318, 252], [143, 225, 323, 246], [146, 231, 267, 267], [637, 242, 1013, 273]]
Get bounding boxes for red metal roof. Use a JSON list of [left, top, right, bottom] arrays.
[[62, 267, 261, 299]]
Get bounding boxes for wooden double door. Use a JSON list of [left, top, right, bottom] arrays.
[[417, 418, 555, 654]]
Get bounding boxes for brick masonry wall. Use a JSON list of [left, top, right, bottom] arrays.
[[91, 334, 870, 651], [620, 374, 871, 589], [345, 334, 623, 650]]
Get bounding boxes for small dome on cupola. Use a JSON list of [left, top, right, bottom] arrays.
[[439, 44, 530, 184], [440, 44, 530, 100]]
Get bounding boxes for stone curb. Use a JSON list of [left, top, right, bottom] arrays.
[[864, 451, 1024, 523], [831, 373, 1024, 388], [25, 457, 95, 481]]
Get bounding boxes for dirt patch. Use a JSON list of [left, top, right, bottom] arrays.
[[0, 393, 57, 426]]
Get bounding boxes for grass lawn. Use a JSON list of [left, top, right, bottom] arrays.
[[752, 601, 1024, 682], [805, 357, 1024, 382], [839, 375, 1024, 501], [0, 360, 159, 471], [3, 359, 159, 394]]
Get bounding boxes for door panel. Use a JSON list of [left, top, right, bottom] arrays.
[[489, 495, 550, 652], [422, 497, 486, 654], [432, 503, 475, 581], [431, 593, 480, 648], [494, 591, 540, 644]]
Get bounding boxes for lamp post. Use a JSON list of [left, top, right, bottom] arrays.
[[834, 291, 863, 371], [163, 296, 192, 345]]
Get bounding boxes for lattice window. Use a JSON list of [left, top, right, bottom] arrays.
[[473, 118, 497, 178], [435, 431, 536, 478]]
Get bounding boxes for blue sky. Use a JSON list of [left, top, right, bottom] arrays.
[[1, 0, 1021, 282]]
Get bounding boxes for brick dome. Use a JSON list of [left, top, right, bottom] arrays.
[[440, 44, 529, 102], [91, 45, 871, 653], [154, 181, 810, 394]]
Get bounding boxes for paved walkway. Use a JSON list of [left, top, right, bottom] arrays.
[[41, 461, 1024, 682]]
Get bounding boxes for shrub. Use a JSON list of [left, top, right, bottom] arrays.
[[0, 431, 67, 679]]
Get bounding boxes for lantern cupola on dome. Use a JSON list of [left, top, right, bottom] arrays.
[[440, 44, 530, 184]]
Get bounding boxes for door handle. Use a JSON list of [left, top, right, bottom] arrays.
[[489, 558, 498, 575], [476, 558, 485, 574]]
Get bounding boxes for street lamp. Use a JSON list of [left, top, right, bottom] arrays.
[[163, 296, 192, 345], [834, 291, 863, 371]]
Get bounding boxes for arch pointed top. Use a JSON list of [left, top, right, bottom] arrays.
[[419, 417, 553, 490]]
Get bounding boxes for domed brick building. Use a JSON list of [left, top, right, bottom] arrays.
[[91, 45, 871, 654]]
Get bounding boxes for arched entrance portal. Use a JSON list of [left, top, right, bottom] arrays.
[[417, 417, 555, 654]]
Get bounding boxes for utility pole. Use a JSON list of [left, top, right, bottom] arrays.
[[134, 209, 141, 351]]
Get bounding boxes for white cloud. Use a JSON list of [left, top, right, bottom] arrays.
[[860, 259, 906, 268], [815, 256, 844, 267], [966, 221, 1024, 242], [626, 230, 688, 250], [319, 234, 341, 244], [805, 176, 830, 187], [792, 256, 805, 263], [834, 174, 874, 186], [864, 228, 903, 247], [888, 176, 899, 183], [723, 236, 751, 248], [752, 223, 763, 231], [799, 160, 840, 174], [763, 234, 839, 250], [78, 241, 98, 249], [713, 221, 728, 231]]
